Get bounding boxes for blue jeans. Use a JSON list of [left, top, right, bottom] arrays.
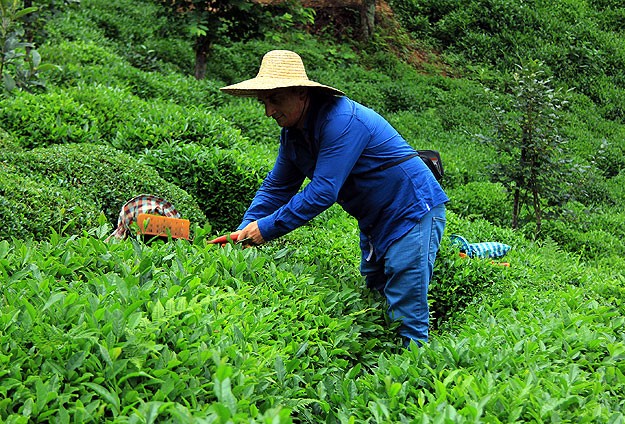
[[360, 204, 446, 346]]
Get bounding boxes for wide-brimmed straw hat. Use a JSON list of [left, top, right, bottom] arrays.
[[220, 50, 344, 97]]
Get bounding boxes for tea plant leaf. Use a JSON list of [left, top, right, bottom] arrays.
[[151, 300, 165, 321], [214, 377, 237, 415], [42, 292, 65, 311], [138, 401, 169, 424], [211, 402, 232, 421], [66, 351, 87, 372], [20, 298, 37, 323], [117, 371, 161, 386], [275, 356, 286, 384], [82, 382, 120, 416]]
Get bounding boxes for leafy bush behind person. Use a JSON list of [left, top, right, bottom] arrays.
[[1, 144, 208, 240]]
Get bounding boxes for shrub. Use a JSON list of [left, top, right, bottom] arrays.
[[430, 212, 518, 328], [542, 220, 624, 261], [390, 0, 625, 123], [605, 170, 625, 205], [206, 41, 288, 87], [429, 239, 508, 329], [0, 164, 101, 241], [105, 101, 240, 153], [1, 143, 208, 233], [0, 91, 102, 148], [43, 3, 108, 44], [0, 84, 238, 152], [216, 97, 281, 146], [140, 142, 272, 232], [540, 202, 625, 260], [446, 181, 511, 226], [143, 37, 195, 74], [41, 39, 119, 68], [0, 129, 19, 152], [78, 0, 181, 57]]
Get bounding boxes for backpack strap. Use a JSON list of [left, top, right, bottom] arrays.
[[377, 153, 420, 172]]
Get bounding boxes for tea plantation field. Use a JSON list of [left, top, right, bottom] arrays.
[[1, 0, 624, 422]]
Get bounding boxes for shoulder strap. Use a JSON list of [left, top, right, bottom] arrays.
[[377, 153, 420, 172]]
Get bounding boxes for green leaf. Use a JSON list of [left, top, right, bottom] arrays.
[[214, 377, 237, 414], [211, 403, 231, 421], [30, 49, 41, 68], [14, 6, 38, 19], [42, 292, 65, 311], [3, 72, 16, 91], [34, 63, 60, 73], [66, 351, 87, 372], [82, 382, 120, 416], [152, 300, 165, 321], [275, 356, 286, 384], [117, 371, 161, 386]]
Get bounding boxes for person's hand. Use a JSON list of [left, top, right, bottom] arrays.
[[237, 221, 265, 246]]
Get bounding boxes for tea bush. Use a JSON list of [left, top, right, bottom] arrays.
[[106, 101, 239, 153], [1, 0, 624, 421], [0, 165, 101, 241], [446, 181, 511, 226], [0, 234, 391, 422], [140, 142, 273, 232], [606, 171, 625, 205], [42, 39, 118, 68], [0, 91, 102, 148], [1, 143, 208, 233], [540, 202, 625, 260], [216, 98, 281, 146], [0, 85, 236, 152], [428, 239, 509, 329], [4, 210, 620, 422], [389, 0, 625, 122]]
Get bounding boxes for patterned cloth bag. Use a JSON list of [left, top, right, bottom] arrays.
[[107, 194, 181, 241], [450, 234, 511, 259]]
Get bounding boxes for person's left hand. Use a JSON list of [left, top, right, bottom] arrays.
[[237, 221, 265, 246]]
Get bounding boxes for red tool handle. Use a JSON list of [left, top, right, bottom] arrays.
[[208, 233, 239, 245]]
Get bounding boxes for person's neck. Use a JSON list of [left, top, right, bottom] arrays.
[[295, 92, 311, 130]]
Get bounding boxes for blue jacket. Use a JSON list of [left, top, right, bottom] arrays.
[[238, 95, 449, 257]]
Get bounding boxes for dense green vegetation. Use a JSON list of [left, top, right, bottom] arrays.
[[0, 0, 623, 422]]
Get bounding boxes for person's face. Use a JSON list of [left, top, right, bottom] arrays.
[[257, 88, 307, 128]]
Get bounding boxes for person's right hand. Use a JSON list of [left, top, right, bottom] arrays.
[[237, 221, 265, 246]]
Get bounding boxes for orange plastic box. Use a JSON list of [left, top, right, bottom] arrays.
[[136, 213, 190, 240]]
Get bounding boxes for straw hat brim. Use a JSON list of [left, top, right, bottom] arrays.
[[220, 77, 344, 97]]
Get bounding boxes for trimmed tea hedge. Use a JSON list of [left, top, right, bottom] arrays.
[[0, 86, 239, 152], [140, 142, 273, 232], [1, 143, 208, 238], [0, 164, 101, 241]]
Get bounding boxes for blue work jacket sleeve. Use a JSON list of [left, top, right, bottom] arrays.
[[237, 143, 306, 231], [253, 110, 370, 241]]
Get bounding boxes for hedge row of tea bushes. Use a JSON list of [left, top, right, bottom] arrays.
[[389, 0, 625, 121], [1, 207, 623, 422], [3, 0, 623, 257], [0, 143, 207, 238], [0, 79, 272, 237]]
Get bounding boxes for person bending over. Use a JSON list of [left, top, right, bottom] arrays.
[[220, 50, 448, 347]]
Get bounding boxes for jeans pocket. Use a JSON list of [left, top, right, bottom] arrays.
[[428, 215, 446, 269]]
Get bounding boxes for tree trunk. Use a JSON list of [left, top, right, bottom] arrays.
[[194, 35, 210, 80], [533, 186, 541, 238], [360, 0, 375, 41], [512, 187, 520, 229]]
